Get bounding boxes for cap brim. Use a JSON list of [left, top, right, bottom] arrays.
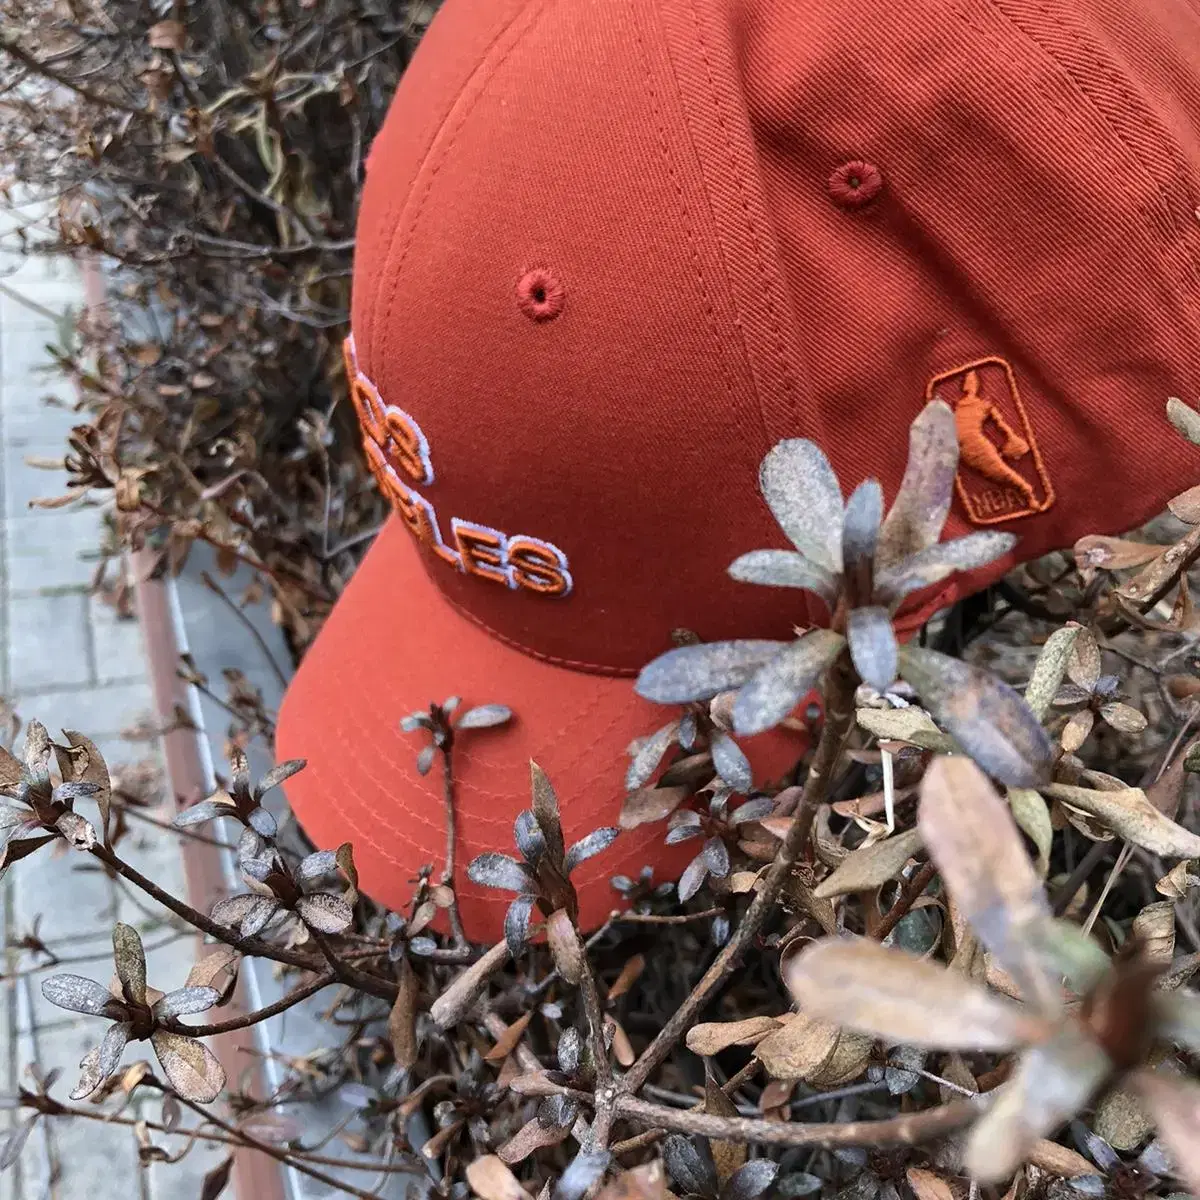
[[278, 519, 806, 943]]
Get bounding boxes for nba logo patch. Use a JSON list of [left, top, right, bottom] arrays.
[[928, 357, 1055, 525]]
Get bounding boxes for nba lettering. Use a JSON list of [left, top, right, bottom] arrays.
[[343, 336, 572, 597]]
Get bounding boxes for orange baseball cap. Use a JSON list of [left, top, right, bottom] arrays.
[[277, 0, 1200, 942]]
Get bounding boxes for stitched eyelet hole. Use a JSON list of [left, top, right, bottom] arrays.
[[517, 268, 565, 322], [829, 160, 884, 209]]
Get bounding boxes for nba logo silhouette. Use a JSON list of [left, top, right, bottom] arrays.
[[928, 357, 1055, 525]]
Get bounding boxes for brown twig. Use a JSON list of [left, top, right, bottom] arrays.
[[439, 746, 467, 947], [874, 860, 938, 942], [199, 570, 289, 691], [0, 34, 144, 115], [622, 659, 857, 1094], [167, 971, 335, 1037], [614, 1091, 986, 1149]]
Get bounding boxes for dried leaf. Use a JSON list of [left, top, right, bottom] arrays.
[[876, 399, 958, 571], [686, 1016, 782, 1056], [431, 941, 511, 1029], [148, 19, 186, 49], [1074, 536, 1165, 576], [784, 938, 1043, 1050], [296, 893, 353, 934], [113, 922, 147, 1006], [1006, 788, 1053, 878], [626, 722, 681, 791], [1065, 629, 1101, 690], [759, 438, 844, 573], [486, 1012, 534, 1064], [1169, 483, 1200, 524], [55, 811, 96, 850], [1061, 710, 1095, 754], [919, 757, 1050, 992], [875, 531, 1016, 607], [619, 786, 690, 831], [814, 828, 924, 900], [898, 646, 1053, 787], [728, 550, 838, 605], [1100, 702, 1147, 735], [389, 957, 419, 1070], [530, 761, 565, 865], [466, 1155, 535, 1200], [1167, 396, 1200, 446], [0, 1115, 38, 1170], [678, 853, 710, 902], [1025, 1142, 1095, 1178], [1094, 1083, 1154, 1152], [856, 706, 955, 752], [1132, 901, 1175, 964], [1129, 1070, 1200, 1196], [732, 630, 846, 737], [722, 1159, 778, 1200], [964, 1029, 1111, 1183], [59, 732, 112, 844], [905, 1168, 955, 1200], [185, 946, 238, 992], [595, 1163, 669, 1200], [150, 1031, 225, 1103], [1044, 783, 1200, 858], [1024, 626, 1083, 721], [636, 640, 787, 705], [754, 1012, 870, 1084], [1156, 859, 1200, 900], [663, 1135, 718, 1198], [546, 909, 582, 985], [498, 1117, 571, 1164], [200, 1155, 234, 1200], [173, 799, 235, 828]]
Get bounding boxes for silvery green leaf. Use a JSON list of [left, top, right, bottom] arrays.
[[400, 713, 430, 732], [210, 895, 258, 928], [296, 893, 354, 934], [637, 640, 789, 705], [732, 630, 846, 736], [1026, 918, 1111, 997], [1021, 624, 1083, 721], [898, 645, 1053, 787], [457, 704, 513, 730], [678, 853, 710, 902], [298, 850, 338, 881], [1069, 1178, 1106, 1197], [874, 531, 1017, 607], [0, 805, 28, 830], [442, 696, 461, 713], [777, 1173, 823, 1198], [538, 1092, 579, 1129], [666, 822, 704, 845], [564, 827, 619, 874], [847, 606, 899, 691], [504, 894, 537, 960], [467, 853, 536, 894], [728, 550, 839, 606], [95, 1021, 129, 1079], [759, 439, 845, 573], [153, 986, 220, 1019], [416, 745, 435, 776], [173, 799, 234, 828], [42, 974, 113, 1015], [842, 479, 883, 570], [722, 1160, 778, 1200], [876, 399, 959, 571], [255, 759, 305, 798], [514, 810, 546, 867], [554, 1151, 611, 1200], [965, 1030, 1111, 1183], [247, 807, 278, 838], [625, 721, 681, 791], [557, 1026, 582, 1074], [711, 730, 752, 792], [702, 836, 731, 879], [730, 797, 774, 825], [240, 897, 281, 938], [70, 1043, 106, 1101], [664, 1135, 718, 1198], [408, 937, 437, 957], [679, 712, 698, 751], [51, 781, 99, 803], [885, 1045, 924, 1095], [113, 922, 147, 1006]]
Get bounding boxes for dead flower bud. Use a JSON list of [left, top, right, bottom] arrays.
[[783, 756, 1200, 1189], [41, 922, 224, 1103], [636, 401, 1051, 787], [173, 746, 304, 839]]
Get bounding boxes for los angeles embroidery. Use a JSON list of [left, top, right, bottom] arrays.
[[343, 337, 572, 597]]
